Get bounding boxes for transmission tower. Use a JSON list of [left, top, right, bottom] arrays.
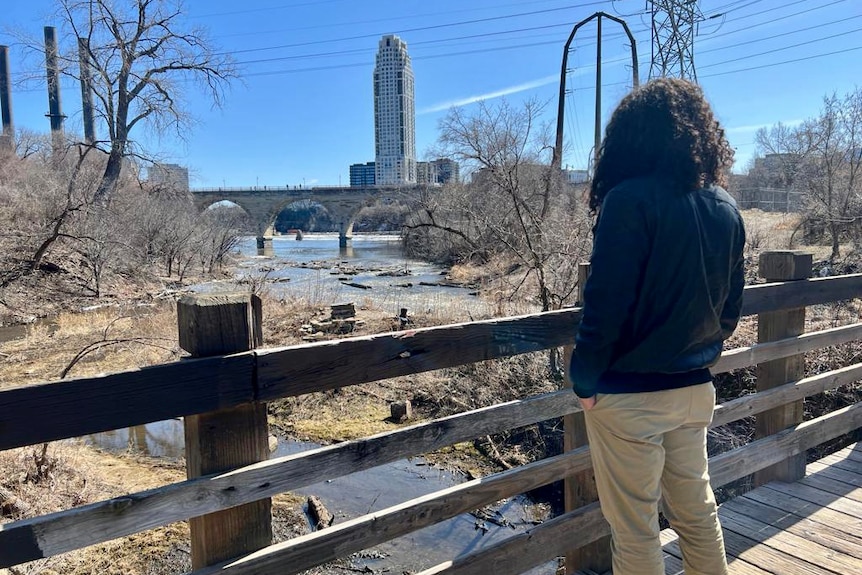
[[647, 0, 704, 81]]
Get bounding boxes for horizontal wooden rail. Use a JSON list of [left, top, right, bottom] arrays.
[[0, 354, 255, 451], [414, 402, 862, 575], [740, 273, 862, 315], [711, 322, 862, 374], [190, 449, 594, 575], [0, 391, 579, 567], [6, 358, 859, 569], [711, 362, 862, 428], [254, 307, 582, 400]]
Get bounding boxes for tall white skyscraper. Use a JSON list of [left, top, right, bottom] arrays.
[[374, 35, 416, 185]]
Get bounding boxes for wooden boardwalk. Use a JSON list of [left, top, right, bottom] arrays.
[[659, 443, 862, 575]]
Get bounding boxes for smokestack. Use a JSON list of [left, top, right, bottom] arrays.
[[43, 26, 66, 146], [77, 37, 95, 144], [0, 45, 13, 151]]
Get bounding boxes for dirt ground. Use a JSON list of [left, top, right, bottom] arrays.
[[1, 210, 861, 574]]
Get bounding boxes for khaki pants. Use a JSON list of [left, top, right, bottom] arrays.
[[584, 382, 728, 575]]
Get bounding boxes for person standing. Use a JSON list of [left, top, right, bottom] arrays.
[[569, 77, 745, 575]]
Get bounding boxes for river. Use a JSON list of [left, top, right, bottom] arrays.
[[220, 233, 513, 321], [85, 234, 556, 573]]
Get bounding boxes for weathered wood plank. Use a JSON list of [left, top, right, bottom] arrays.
[[827, 448, 862, 469], [817, 454, 862, 475], [806, 460, 862, 488], [711, 323, 862, 374], [0, 390, 579, 568], [0, 353, 255, 451], [761, 482, 862, 519], [798, 474, 862, 502], [740, 488, 862, 535], [708, 403, 862, 488], [191, 451, 599, 575], [740, 273, 862, 316], [720, 526, 834, 575], [721, 496, 862, 559], [410, 504, 608, 575], [660, 529, 773, 575], [256, 308, 583, 399], [711, 363, 862, 427], [719, 507, 860, 574]]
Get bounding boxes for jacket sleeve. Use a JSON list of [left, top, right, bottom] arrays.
[[569, 188, 650, 398], [720, 217, 746, 340]]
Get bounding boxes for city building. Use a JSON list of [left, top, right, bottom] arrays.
[[373, 35, 416, 185], [563, 168, 589, 185], [417, 158, 460, 185], [147, 162, 189, 191], [349, 161, 376, 187]]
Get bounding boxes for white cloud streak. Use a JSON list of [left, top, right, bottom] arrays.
[[418, 74, 558, 115], [725, 119, 803, 134]]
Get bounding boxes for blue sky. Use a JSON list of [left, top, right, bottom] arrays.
[[2, 0, 860, 187]]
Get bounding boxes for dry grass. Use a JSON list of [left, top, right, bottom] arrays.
[[0, 304, 180, 389]]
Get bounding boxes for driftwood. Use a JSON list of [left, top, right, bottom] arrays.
[[307, 495, 334, 530]]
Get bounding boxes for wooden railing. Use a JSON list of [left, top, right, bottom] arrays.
[[1, 251, 862, 574]]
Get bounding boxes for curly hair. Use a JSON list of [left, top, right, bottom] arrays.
[[588, 77, 734, 213]]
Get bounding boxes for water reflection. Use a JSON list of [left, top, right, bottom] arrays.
[[87, 419, 184, 459]]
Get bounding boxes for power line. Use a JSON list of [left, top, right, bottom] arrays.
[[699, 26, 862, 69], [214, 0, 587, 38], [225, 0, 846, 70], [235, 1, 853, 70], [698, 13, 862, 55], [569, 44, 862, 92], [701, 44, 862, 77], [224, 2, 609, 56]]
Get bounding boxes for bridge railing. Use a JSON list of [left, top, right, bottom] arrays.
[[1, 251, 861, 574]]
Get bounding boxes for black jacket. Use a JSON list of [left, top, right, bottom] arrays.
[[569, 176, 746, 398]]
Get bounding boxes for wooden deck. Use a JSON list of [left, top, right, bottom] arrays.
[[658, 443, 862, 575]]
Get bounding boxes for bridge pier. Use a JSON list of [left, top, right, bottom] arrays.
[[256, 236, 273, 257], [338, 220, 354, 248]]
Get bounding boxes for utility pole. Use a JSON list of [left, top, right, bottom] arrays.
[[647, 0, 704, 81], [0, 45, 13, 152], [553, 12, 639, 171], [78, 37, 96, 145], [43, 26, 66, 153]]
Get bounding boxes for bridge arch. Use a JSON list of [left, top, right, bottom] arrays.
[[190, 186, 423, 253]]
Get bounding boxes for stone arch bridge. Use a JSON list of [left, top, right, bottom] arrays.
[[190, 185, 426, 251]]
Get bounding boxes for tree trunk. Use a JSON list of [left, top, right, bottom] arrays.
[[95, 146, 124, 204], [829, 220, 840, 261]]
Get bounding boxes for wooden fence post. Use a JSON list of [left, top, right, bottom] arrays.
[[177, 293, 271, 569], [753, 251, 812, 486], [563, 262, 611, 574]]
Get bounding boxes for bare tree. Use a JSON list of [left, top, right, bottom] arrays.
[[405, 98, 593, 312], [753, 89, 862, 260], [49, 0, 235, 202], [800, 91, 862, 260]]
